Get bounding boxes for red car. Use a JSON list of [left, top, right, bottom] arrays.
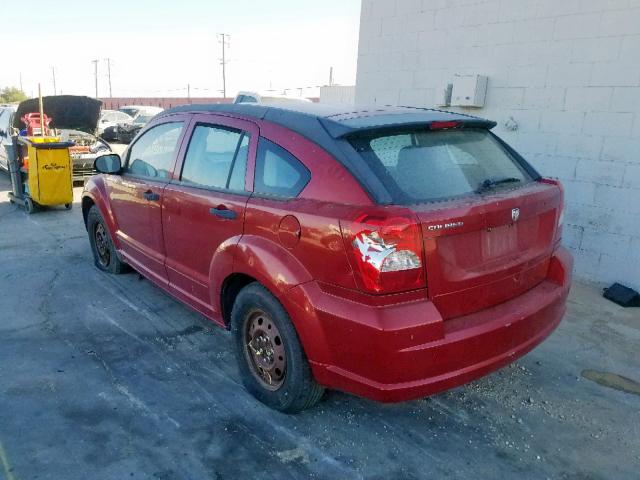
[[82, 104, 572, 412]]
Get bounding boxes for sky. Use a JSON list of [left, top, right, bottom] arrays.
[[0, 0, 361, 99]]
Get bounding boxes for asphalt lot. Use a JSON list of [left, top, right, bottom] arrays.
[[0, 169, 639, 480]]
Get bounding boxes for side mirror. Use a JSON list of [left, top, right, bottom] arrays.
[[94, 153, 122, 174]]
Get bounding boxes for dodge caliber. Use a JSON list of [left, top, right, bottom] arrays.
[[82, 103, 573, 412]]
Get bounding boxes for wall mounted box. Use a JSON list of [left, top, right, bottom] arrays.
[[451, 74, 488, 108]]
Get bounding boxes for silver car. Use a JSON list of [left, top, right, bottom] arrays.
[[0, 105, 17, 172]]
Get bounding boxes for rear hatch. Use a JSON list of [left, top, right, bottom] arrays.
[[346, 125, 562, 319], [414, 182, 560, 318]]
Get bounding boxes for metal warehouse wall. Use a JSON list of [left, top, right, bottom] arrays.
[[356, 0, 640, 290]]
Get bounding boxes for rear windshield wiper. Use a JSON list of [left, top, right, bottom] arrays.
[[476, 177, 521, 193]]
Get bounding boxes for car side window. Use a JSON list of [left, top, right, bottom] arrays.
[[125, 122, 183, 179], [254, 138, 310, 198], [180, 124, 249, 192]]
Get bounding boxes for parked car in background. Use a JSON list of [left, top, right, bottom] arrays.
[[116, 113, 156, 144], [14, 96, 112, 181], [98, 110, 133, 140], [106, 105, 163, 144], [117, 105, 163, 119], [0, 104, 17, 171], [234, 91, 312, 105], [82, 103, 572, 413]]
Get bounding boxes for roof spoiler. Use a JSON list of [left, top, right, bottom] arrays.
[[320, 116, 497, 139]]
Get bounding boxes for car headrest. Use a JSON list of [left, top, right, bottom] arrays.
[[395, 145, 472, 199]]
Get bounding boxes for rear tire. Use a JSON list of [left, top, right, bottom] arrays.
[[87, 205, 129, 274], [231, 283, 324, 413]]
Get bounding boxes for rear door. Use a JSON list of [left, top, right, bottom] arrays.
[[107, 117, 188, 285], [162, 114, 258, 317], [415, 183, 561, 319]]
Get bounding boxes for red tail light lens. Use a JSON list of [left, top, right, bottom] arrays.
[[342, 214, 426, 294], [541, 178, 564, 245]]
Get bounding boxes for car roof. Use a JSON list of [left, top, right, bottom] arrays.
[[162, 102, 496, 139], [159, 103, 499, 205]]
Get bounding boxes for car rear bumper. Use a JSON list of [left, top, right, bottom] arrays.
[[300, 246, 573, 403]]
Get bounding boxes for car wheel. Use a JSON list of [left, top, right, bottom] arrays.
[[87, 205, 129, 274], [65, 203, 72, 210], [231, 282, 324, 413]]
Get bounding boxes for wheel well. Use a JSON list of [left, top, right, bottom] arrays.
[[220, 273, 257, 327], [81, 197, 95, 229]]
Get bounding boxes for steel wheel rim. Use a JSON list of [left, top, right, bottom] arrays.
[[94, 223, 110, 267], [243, 310, 287, 391]]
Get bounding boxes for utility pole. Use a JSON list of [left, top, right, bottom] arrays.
[[52, 66, 57, 95], [329, 66, 334, 86], [92, 59, 99, 98], [19, 72, 23, 92], [104, 58, 113, 98], [218, 33, 230, 98], [187, 83, 191, 103]]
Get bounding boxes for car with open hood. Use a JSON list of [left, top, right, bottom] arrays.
[[14, 95, 112, 181]]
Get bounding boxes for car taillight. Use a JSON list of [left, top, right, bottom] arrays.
[[341, 214, 426, 294], [541, 177, 564, 244]]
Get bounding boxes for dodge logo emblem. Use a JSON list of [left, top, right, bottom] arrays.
[[511, 208, 520, 222]]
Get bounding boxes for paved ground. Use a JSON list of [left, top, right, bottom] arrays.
[[0, 170, 639, 480]]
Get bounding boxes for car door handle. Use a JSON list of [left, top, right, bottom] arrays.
[[209, 206, 237, 220], [143, 190, 160, 201]]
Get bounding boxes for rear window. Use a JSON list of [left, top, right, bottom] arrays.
[[348, 129, 531, 203]]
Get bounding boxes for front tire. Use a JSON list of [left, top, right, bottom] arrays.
[[231, 283, 324, 413], [87, 205, 128, 274]]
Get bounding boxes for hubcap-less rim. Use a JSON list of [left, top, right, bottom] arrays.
[[94, 223, 110, 267], [243, 310, 286, 391]]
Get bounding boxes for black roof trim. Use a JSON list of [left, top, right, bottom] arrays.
[[159, 103, 497, 205], [161, 103, 496, 141]]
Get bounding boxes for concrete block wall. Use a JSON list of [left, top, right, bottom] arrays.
[[356, 0, 640, 290], [319, 85, 357, 104]]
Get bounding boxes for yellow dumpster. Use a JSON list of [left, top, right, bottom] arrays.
[[20, 136, 74, 212]]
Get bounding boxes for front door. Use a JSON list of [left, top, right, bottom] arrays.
[[162, 115, 258, 318], [107, 119, 188, 285]]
